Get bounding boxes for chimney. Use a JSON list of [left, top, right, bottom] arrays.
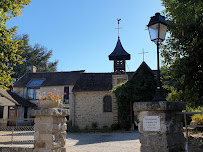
[[30, 66, 37, 73]]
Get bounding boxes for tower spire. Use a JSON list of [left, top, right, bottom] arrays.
[[115, 18, 122, 38]]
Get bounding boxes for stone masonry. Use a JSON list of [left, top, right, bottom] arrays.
[[74, 91, 117, 129], [134, 101, 186, 152], [32, 108, 69, 152]]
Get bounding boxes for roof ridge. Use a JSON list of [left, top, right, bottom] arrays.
[[27, 70, 86, 74]]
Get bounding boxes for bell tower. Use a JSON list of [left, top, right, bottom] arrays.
[[108, 19, 130, 74]]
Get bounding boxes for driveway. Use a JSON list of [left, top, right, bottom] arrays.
[[66, 131, 140, 152]]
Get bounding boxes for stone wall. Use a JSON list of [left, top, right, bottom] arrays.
[[74, 91, 118, 129], [0, 147, 33, 152]]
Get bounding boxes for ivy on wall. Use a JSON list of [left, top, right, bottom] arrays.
[[111, 62, 157, 129]]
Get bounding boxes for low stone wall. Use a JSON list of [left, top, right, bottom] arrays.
[[0, 147, 33, 152]]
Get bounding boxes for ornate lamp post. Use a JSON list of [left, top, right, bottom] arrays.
[[147, 12, 167, 101]]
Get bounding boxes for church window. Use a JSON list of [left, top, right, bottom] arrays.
[[103, 95, 112, 112]]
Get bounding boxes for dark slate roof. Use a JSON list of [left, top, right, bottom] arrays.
[[0, 89, 36, 107], [73, 73, 113, 92], [73, 72, 134, 92], [14, 70, 85, 87], [7, 91, 36, 107], [72, 62, 157, 92], [109, 38, 130, 60], [132, 61, 156, 78]]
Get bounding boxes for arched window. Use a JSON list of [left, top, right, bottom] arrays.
[[103, 95, 112, 112]]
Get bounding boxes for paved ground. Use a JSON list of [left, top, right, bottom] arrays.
[[0, 131, 141, 151], [66, 131, 141, 152]]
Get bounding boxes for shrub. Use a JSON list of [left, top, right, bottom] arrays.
[[120, 121, 132, 130], [183, 106, 203, 125], [111, 124, 120, 130], [192, 114, 203, 125], [84, 125, 89, 130], [103, 126, 108, 129], [91, 122, 98, 129], [67, 125, 80, 132]]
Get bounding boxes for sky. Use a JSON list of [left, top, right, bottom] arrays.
[[6, 0, 166, 73]]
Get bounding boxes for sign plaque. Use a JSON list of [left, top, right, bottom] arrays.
[[143, 116, 160, 131]]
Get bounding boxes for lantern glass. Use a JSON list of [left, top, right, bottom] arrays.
[[148, 23, 167, 42], [159, 23, 167, 41]]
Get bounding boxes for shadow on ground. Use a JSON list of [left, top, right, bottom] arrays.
[[66, 130, 140, 146]]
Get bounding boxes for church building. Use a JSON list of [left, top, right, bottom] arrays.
[[72, 36, 132, 129]]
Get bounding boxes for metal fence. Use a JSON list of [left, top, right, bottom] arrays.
[[0, 119, 34, 144], [175, 111, 203, 152]]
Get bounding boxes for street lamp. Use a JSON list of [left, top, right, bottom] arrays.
[[147, 12, 167, 101]]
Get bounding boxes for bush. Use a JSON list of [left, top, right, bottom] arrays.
[[111, 124, 120, 130], [192, 114, 203, 125], [67, 125, 80, 132], [120, 121, 132, 130], [91, 122, 98, 129], [103, 126, 108, 129], [84, 125, 89, 130], [183, 106, 203, 125]]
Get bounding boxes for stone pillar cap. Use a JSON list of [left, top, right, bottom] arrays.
[[32, 108, 70, 116]]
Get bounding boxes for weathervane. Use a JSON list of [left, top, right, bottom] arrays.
[[115, 18, 122, 38], [138, 48, 148, 61]]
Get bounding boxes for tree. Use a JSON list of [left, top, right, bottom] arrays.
[[12, 34, 58, 78], [161, 0, 203, 107], [0, 0, 31, 89]]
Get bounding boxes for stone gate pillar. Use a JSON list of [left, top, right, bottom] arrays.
[[134, 101, 186, 152], [32, 108, 69, 152]]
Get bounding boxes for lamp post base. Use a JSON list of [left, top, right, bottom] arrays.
[[152, 88, 166, 101]]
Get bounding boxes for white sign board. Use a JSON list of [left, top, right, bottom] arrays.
[[143, 116, 160, 131]]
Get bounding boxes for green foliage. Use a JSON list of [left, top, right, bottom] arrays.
[[67, 125, 80, 132], [12, 34, 58, 78], [112, 63, 156, 130], [184, 105, 202, 113], [91, 122, 98, 129], [0, 0, 31, 24], [166, 87, 183, 102], [111, 124, 120, 130], [120, 120, 131, 130], [183, 105, 203, 124], [0, 0, 31, 89], [192, 114, 203, 125], [161, 0, 203, 107]]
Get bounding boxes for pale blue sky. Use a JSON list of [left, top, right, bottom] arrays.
[[7, 0, 165, 72]]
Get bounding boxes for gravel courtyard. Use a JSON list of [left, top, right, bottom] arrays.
[[66, 131, 141, 152]]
